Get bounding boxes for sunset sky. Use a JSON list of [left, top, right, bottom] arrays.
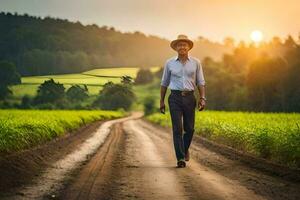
[[1, 0, 299, 42]]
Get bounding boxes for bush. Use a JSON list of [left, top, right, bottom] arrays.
[[20, 95, 32, 109], [66, 84, 89, 102], [35, 103, 56, 110], [0, 100, 14, 109], [93, 82, 136, 111], [0, 86, 12, 100], [0, 60, 21, 100], [0, 60, 21, 86], [134, 68, 154, 84], [34, 78, 65, 104], [143, 96, 156, 116]]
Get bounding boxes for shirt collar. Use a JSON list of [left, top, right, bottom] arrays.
[[175, 54, 191, 61]]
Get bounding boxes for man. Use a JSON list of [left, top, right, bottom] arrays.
[[160, 34, 206, 168]]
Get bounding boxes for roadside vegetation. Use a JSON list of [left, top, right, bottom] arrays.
[[0, 109, 125, 154], [146, 111, 300, 168]]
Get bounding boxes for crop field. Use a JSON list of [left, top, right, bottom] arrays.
[[146, 111, 300, 168], [10, 66, 161, 97], [0, 109, 126, 153]]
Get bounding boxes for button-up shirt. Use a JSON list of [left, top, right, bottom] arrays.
[[160, 55, 205, 91]]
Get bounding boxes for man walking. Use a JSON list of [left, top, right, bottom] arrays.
[[160, 34, 206, 168]]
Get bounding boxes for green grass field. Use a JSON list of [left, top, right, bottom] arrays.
[[10, 66, 161, 97], [0, 109, 126, 154], [146, 111, 300, 168]]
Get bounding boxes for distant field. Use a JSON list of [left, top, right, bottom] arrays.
[[0, 109, 126, 153], [10, 66, 161, 97], [146, 111, 300, 168]]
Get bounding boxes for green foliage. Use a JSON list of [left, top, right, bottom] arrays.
[[0, 12, 230, 76], [66, 84, 89, 102], [10, 67, 160, 98], [251, 130, 274, 158], [0, 109, 125, 153], [134, 68, 154, 85], [284, 60, 300, 112], [93, 82, 136, 111], [146, 111, 300, 168], [202, 36, 300, 113], [0, 61, 21, 99], [246, 56, 288, 112], [0, 86, 12, 100], [20, 95, 32, 109], [5, 68, 161, 110], [34, 79, 65, 104], [143, 96, 156, 116], [121, 75, 134, 85], [0, 61, 21, 86]]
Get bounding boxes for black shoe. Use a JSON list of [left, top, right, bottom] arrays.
[[177, 160, 186, 168]]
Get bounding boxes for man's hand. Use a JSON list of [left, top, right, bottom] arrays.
[[160, 86, 167, 114], [160, 100, 165, 114], [196, 85, 206, 111], [198, 99, 205, 111]]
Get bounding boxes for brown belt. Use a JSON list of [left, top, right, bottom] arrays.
[[171, 90, 194, 96]]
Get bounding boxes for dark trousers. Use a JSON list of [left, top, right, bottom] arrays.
[[168, 91, 196, 161]]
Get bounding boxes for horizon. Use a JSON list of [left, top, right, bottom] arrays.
[[1, 11, 298, 45], [1, 0, 299, 43]]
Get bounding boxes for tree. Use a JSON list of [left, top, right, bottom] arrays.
[[0, 86, 12, 100], [284, 35, 297, 48], [121, 75, 133, 85], [134, 68, 154, 84], [34, 79, 65, 104], [246, 56, 288, 112], [223, 37, 235, 48], [66, 84, 89, 102], [93, 81, 135, 111], [0, 61, 21, 100], [0, 12, 230, 76], [143, 96, 156, 115], [20, 95, 32, 109]]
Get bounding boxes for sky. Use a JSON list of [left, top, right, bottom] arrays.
[[0, 0, 299, 42]]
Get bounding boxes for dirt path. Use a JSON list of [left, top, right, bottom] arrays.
[[57, 116, 300, 200], [3, 112, 300, 200], [1, 112, 142, 200]]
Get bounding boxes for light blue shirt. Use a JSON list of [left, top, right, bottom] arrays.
[[161, 55, 205, 91]]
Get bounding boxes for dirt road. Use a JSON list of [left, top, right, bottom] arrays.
[[3, 112, 300, 200]]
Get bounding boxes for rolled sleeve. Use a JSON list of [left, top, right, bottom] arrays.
[[196, 60, 205, 86], [161, 61, 171, 87]]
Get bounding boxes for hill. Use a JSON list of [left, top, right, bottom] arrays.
[[0, 12, 232, 76]]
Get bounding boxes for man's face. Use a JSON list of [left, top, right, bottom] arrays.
[[175, 41, 190, 55]]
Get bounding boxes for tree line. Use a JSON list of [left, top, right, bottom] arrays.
[[0, 12, 231, 76], [201, 36, 300, 112]]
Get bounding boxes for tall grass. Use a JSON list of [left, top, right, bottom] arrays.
[[146, 111, 300, 168], [0, 109, 125, 153]]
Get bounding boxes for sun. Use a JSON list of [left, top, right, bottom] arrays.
[[250, 30, 263, 43]]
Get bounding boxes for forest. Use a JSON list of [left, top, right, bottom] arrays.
[[0, 12, 231, 76]]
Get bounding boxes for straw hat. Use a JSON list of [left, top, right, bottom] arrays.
[[170, 34, 194, 50]]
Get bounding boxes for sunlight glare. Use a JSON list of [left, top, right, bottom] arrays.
[[250, 30, 263, 43]]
